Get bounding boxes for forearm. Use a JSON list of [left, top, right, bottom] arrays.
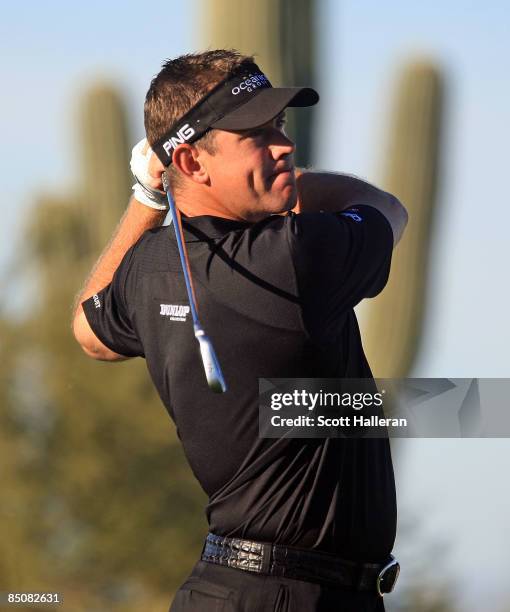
[[294, 170, 396, 214], [73, 196, 167, 316], [294, 169, 408, 246]]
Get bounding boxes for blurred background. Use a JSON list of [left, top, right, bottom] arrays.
[[1, 1, 509, 610]]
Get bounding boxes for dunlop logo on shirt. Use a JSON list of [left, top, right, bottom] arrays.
[[159, 303, 190, 322]]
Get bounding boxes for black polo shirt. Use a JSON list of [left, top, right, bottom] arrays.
[[82, 205, 397, 562]]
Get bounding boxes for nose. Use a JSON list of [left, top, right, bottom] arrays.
[[269, 130, 295, 160]]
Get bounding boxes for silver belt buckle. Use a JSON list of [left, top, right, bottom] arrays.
[[376, 554, 400, 597]]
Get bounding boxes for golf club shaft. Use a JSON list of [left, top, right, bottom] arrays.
[[162, 172, 226, 393], [162, 175, 200, 329]]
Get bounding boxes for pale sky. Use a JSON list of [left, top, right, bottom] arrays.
[[1, 1, 509, 609]]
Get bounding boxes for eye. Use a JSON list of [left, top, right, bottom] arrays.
[[238, 127, 267, 141], [239, 115, 287, 141], [275, 117, 288, 136]]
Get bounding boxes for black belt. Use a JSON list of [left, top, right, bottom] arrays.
[[201, 533, 400, 596]]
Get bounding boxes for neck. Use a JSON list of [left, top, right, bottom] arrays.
[[175, 185, 244, 221]]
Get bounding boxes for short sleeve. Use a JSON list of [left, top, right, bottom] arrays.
[[82, 243, 144, 358], [288, 205, 393, 333]]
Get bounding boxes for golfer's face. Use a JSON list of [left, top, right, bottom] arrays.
[[208, 112, 297, 222]]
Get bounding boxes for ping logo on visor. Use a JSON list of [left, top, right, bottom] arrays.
[[153, 63, 272, 166], [161, 124, 196, 157], [151, 62, 318, 167]]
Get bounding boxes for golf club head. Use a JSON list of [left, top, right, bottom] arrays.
[[195, 328, 227, 393]]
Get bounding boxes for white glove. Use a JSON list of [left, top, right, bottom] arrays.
[[130, 138, 168, 210]]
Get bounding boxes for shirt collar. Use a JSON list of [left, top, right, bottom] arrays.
[[179, 215, 254, 241]]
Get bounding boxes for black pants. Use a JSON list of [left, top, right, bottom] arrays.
[[169, 560, 386, 612]]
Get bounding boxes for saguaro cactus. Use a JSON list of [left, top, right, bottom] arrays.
[[27, 83, 133, 278], [78, 84, 132, 254], [362, 60, 444, 377], [202, 0, 317, 166]]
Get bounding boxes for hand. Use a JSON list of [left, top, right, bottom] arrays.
[[130, 138, 168, 210]]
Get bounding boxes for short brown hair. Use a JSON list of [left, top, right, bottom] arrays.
[[144, 49, 254, 190]]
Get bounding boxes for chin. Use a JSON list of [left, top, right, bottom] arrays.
[[279, 188, 298, 213], [264, 199, 294, 218], [247, 190, 297, 222]]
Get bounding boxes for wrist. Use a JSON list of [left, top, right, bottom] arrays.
[[130, 138, 169, 210], [132, 181, 168, 210]]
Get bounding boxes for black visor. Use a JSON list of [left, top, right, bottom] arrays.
[[152, 62, 319, 166]]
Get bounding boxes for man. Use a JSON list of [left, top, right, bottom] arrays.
[[73, 49, 408, 612]]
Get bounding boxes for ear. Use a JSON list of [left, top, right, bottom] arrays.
[[172, 144, 210, 185]]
